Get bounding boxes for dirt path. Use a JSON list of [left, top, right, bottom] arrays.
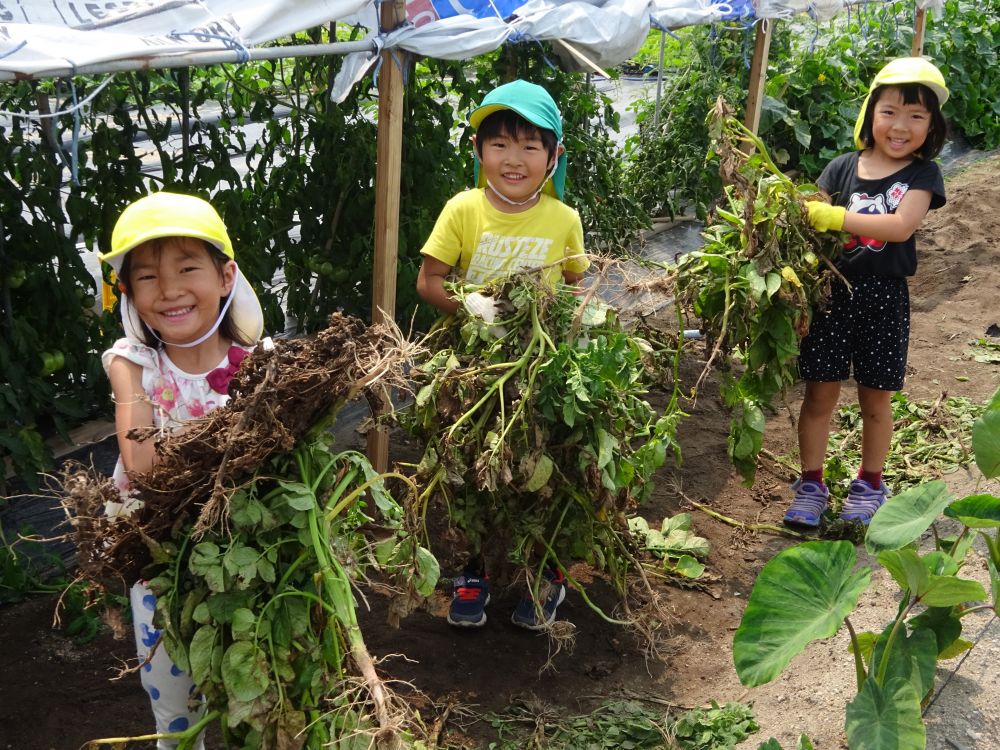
[[1, 155, 998, 749]]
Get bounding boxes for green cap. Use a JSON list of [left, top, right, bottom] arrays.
[[469, 79, 566, 200]]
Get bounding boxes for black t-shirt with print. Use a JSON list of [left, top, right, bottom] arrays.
[[818, 151, 946, 278]]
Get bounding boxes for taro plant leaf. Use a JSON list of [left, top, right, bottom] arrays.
[[972, 405, 1000, 479], [845, 676, 926, 750], [849, 631, 880, 668], [865, 481, 953, 554], [733, 541, 871, 686], [880, 548, 988, 606], [937, 637, 974, 660], [869, 625, 937, 698], [944, 494, 1000, 528], [878, 549, 929, 595], [908, 606, 963, 657]]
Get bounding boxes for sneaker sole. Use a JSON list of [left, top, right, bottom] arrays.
[[447, 594, 490, 628], [510, 585, 567, 631]]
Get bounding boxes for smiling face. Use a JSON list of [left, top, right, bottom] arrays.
[[474, 128, 559, 211], [122, 237, 236, 346], [868, 86, 932, 162]]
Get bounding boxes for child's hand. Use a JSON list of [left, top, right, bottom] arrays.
[[806, 202, 847, 232]]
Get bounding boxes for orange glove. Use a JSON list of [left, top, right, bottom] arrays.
[[806, 202, 846, 232]]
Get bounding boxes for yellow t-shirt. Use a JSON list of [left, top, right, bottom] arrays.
[[420, 188, 588, 286]]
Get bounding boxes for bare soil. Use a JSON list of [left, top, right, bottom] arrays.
[[1, 155, 999, 750]]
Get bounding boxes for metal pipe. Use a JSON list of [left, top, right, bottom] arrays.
[[0, 40, 375, 82]]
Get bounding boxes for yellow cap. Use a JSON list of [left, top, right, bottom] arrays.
[[854, 57, 949, 149], [101, 192, 233, 273]]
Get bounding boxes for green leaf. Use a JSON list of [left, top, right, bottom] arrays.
[[944, 494, 1000, 528], [870, 626, 937, 698], [878, 549, 929, 595], [937, 637, 973, 660], [188, 624, 218, 686], [733, 541, 871, 686], [522, 454, 554, 493], [414, 546, 440, 597], [972, 409, 1000, 478], [865, 481, 954, 554], [920, 575, 987, 607], [279, 480, 317, 511], [221, 641, 270, 702], [672, 555, 706, 578], [845, 677, 926, 750], [909, 606, 962, 657], [765, 272, 781, 298]]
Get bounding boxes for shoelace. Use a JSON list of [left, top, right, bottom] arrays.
[[455, 586, 484, 601]]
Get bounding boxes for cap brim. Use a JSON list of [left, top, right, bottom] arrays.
[[99, 228, 231, 273]]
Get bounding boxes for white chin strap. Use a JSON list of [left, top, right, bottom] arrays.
[[127, 269, 240, 349], [485, 154, 559, 206]]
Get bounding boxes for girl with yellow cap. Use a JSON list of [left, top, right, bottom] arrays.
[[99, 191, 265, 748], [784, 57, 948, 528]]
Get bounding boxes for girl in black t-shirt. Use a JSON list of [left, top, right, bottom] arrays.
[[783, 57, 949, 528]]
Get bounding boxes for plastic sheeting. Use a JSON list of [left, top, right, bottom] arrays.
[[0, 0, 920, 87]]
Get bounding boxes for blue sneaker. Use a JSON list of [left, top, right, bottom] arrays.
[[447, 575, 490, 627], [782, 478, 830, 528], [511, 568, 567, 630], [840, 479, 890, 524]]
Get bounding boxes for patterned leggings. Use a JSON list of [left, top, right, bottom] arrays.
[[130, 582, 207, 750]]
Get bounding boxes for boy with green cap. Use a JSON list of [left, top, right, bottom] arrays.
[[416, 79, 590, 629]]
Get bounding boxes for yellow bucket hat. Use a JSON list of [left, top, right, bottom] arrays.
[[853, 57, 949, 150], [100, 192, 263, 345]]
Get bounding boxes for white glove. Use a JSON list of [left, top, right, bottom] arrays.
[[463, 291, 501, 323]]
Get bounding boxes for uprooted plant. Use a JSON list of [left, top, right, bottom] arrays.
[[62, 313, 438, 749], [676, 97, 845, 483], [395, 271, 685, 644], [733, 385, 1000, 750]]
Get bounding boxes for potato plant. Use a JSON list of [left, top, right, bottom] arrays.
[[677, 99, 843, 483], [397, 275, 683, 623], [139, 439, 435, 749]]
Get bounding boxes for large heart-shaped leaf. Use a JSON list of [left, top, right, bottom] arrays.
[[869, 626, 937, 699], [734, 541, 871, 686], [866, 482, 953, 554], [972, 408, 1000, 479], [944, 494, 1000, 528], [846, 676, 926, 750]]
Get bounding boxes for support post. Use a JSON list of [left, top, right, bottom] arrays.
[[742, 18, 773, 154], [367, 0, 407, 473], [912, 7, 927, 56]]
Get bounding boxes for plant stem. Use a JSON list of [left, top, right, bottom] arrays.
[[844, 617, 867, 691], [688, 499, 805, 538]]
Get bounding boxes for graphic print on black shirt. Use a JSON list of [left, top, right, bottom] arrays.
[[817, 152, 945, 278]]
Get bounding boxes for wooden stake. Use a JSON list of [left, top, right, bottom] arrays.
[[742, 18, 773, 155], [912, 7, 927, 56], [368, 0, 407, 473]]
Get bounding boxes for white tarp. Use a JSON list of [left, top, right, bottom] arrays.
[[0, 0, 371, 77], [0, 0, 915, 88]]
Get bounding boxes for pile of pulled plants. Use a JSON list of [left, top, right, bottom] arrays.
[[396, 273, 684, 642], [61, 313, 437, 750]]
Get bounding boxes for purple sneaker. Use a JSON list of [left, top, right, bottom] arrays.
[[840, 479, 891, 524], [782, 478, 830, 528]]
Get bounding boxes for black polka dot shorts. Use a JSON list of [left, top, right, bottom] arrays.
[[798, 276, 909, 391]]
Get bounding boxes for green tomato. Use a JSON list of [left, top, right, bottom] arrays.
[[39, 352, 56, 376], [6, 268, 26, 289], [50, 350, 65, 372], [320, 261, 334, 276]]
